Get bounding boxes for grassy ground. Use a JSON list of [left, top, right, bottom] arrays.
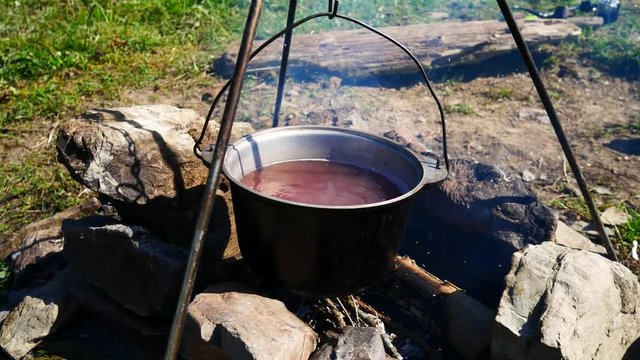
[[1, 0, 638, 249]]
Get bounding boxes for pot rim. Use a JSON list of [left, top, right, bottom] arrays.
[[222, 125, 445, 210]]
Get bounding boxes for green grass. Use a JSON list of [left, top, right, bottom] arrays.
[[0, 0, 245, 128], [445, 102, 474, 115], [546, 3, 640, 79], [546, 196, 591, 220], [619, 205, 640, 248], [594, 121, 640, 139], [484, 87, 514, 101], [0, 149, 86, 237], [0, 259, 11, 292]]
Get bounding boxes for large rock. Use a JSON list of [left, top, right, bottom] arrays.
[[56, 105, 244, 250], [61, 217, 188, 317], [182, 285, 318, 360], [493, 242, 640, 360], [56, 105, 206, 205], [69, 279, 168, 337], [0, 268, 81, 359], [311, 326, 386, 360], [401, 160, 557, 307], [419, 160, 557, 250]]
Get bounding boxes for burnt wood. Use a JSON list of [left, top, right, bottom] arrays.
[[380, 256, 494, 360]]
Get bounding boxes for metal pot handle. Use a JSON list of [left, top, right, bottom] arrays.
[[194, 5, 450, 173]]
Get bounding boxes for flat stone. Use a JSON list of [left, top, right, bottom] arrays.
[[554, 220, 606, 254], [0, 268, 81, 359], [311, 327, 386, 360], [181, 285, 318, 360], [69, 279, 168, 337], [0, 198, 100, 262], [493, 242, 640, 360], [593, 186, 613, 195], [9, 199, 100, 288], [61, 217, 188, 317], [600, 207, 630, 226]]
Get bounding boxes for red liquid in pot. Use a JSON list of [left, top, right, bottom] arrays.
[[239, 160, 402, 206]]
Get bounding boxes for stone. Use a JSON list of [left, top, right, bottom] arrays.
[[600, 206, 630, 226], [415, 159, 557, 250], [55, 106, 244, 250], [181, 285, 318, 360], [582, 225, 615, 237], [311, 327, 386, 360], [69, 279, 168, 337], [401, 159, 557, 307], [593, 186, 613, 195], [518, 108, 547, 122], [0, 268, 81, 359], [4, 198, 101, 289], [56, 105, 207, 205], [0, 198, 100, 261], [61, 216, 188, 317], [553, 220, 606, 254], [521, 169, 536, 182], [493, 242, 640, 360], [383, 129, 429, 154]]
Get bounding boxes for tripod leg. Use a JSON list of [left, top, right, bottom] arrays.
[[272, 0, 299, 127], [496, 0, 618, 261], [164, 1, 265, 359]]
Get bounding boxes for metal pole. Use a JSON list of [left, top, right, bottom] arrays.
[[496, 0, 618, 261], [272, 0, 298, 127], [164, 1, 264, 358]]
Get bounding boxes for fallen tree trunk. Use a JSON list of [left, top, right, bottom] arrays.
[[216, 19, 582, 80], [380, 256, 495, 360]]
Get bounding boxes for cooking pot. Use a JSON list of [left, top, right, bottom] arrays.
[[222, 125, 447, 296]]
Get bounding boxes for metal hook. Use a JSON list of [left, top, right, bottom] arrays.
[[328, 0, 339, 19]]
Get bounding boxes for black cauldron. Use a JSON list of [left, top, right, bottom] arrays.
[[222, 126, 446, 296]]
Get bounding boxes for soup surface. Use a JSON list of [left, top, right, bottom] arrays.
[[239, 160, 402, 206]]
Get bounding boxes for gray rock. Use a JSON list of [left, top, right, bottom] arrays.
[[518, 108, 547, 122], [62, 217, 187, 317], [553, 220, 606, 254], [401, 160, 557, 307], [493, 242, 640, 360], [1, 198, 100, 262], [521, 169, 536, 182], [55, 106, 246, 250], [69, 279, 168, 337], [592, 186, 613, 195], [0, 268, 81, 359], [181, 285, 318, 360], [56, 105, 206, 205], [600, 206, 630, 226], [311, 327, 386, 360]]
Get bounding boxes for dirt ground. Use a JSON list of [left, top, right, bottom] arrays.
[[122, 62, 640, 205]]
